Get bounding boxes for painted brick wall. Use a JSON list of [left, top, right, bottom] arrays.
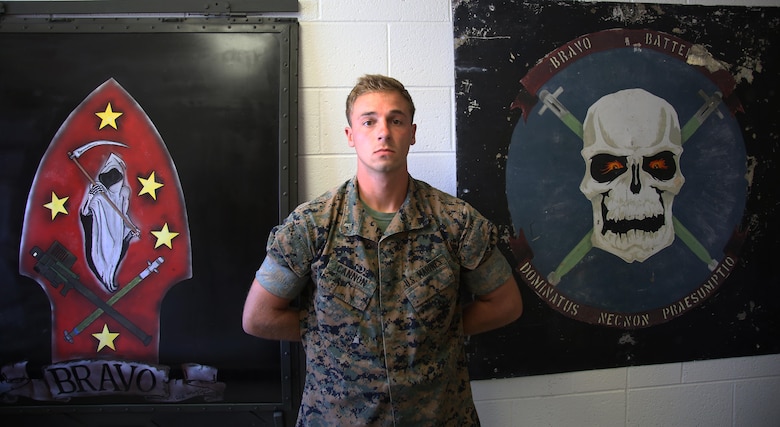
[[296, 0, 780, 426]]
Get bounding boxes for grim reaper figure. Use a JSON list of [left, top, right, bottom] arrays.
[[81, 153, 134, 292]]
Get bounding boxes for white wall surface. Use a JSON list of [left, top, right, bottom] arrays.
[[294, 1, 780, 426]]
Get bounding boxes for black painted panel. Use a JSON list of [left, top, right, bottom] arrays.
[[0, 17, 299, 425]]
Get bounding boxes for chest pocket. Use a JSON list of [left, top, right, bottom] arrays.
[[318, 260, 377, 311], [403, 255, 458, 331]]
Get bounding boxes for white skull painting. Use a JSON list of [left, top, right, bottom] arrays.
[[580, 88, 685, 263]]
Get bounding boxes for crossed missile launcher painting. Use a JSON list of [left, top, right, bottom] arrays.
[[455, 1, 779, 377]]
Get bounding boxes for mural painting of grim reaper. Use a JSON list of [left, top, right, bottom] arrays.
[[80, 151, 136, 293]]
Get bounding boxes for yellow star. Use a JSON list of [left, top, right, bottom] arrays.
[[95, 102, 123, 130], [138, 171, 164, 200], [43, 192, 69, 220], [92, 324, 120, 352], [151, 223, 179, 249]]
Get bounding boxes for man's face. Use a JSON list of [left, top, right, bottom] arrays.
[[345, 91, 416, 176]]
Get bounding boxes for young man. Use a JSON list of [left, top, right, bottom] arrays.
[[242, 74, 523, 426]]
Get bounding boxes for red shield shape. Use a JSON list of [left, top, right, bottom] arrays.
[[19, 78, 191, 363]]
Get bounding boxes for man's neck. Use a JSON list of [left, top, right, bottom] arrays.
[[355, 169, 409, 213]]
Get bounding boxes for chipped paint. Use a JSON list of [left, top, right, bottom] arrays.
[[687, 44, 730, 73]]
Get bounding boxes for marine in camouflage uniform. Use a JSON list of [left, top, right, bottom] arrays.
[[256, 176, 513, 426]]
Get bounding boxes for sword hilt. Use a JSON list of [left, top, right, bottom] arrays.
[[64, 328, 76, 343]]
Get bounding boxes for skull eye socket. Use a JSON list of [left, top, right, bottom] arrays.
[[642, 151, 677, 181], [590, 154, 628, 183]]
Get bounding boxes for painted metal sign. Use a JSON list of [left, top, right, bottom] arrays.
[[454, 0, 779, 378]]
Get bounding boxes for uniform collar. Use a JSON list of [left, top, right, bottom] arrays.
[[340, 176, 430, 239]]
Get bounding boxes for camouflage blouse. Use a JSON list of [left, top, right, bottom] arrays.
[[256, 176, 512, 426]]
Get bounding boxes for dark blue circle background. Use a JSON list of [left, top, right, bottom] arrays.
[[507, 48, 747, 313]]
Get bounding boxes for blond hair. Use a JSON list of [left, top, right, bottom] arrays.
[[345, 74, 415, 125]]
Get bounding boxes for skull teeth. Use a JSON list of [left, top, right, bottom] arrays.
[[601, 194, 666, 234], [603, 210, 665, 234]]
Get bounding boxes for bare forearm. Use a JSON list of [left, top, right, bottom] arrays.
[[244, 307, 301, 341], [463, 300, 506, 335], [242, 279, 302, 341], [462, 277, 523, 335]]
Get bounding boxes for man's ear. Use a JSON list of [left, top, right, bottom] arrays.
[[345, 126, 355, 147]]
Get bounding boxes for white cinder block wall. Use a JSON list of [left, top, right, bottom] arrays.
[[296, 0, 780, 426]]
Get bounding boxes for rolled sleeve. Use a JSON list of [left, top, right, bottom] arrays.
[[458, 215, 496, 271], [255, 256, 309, 299], [461, 249, 513, 296]]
